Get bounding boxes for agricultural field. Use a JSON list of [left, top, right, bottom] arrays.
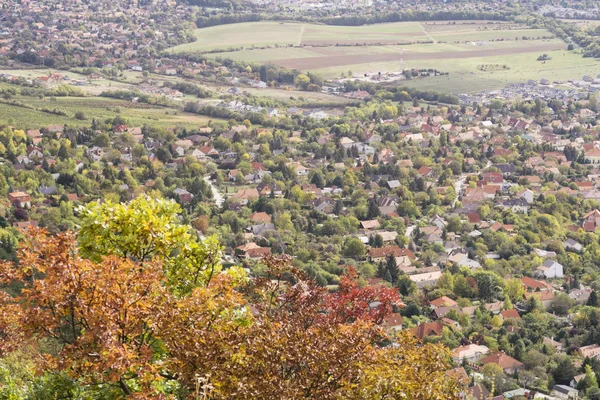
[[0, 96, 218, 130], [170, 20, 600, 93]]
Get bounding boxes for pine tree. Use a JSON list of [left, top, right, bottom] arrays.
[[589, 290, 599, 307], [367, 199, 380, 219], [384, 269, 393, 284], [386, 254, 399, 284]]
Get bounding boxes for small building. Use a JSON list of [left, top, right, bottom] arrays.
[[8, 191, 31, 208], [479, 352, 524, 374], [552, 384, 579, 399], [536, 259, 564, 279], [451, 344, 489, 364]]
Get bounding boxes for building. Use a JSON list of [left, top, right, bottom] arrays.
[[8, 191, 31, 208], [479, 352, 524, 374], [552, 384, 579, 399], [451, 344, 489, 364], [536, 259, 564, 279]]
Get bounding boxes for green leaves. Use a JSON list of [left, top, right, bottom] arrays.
[[77, 196, 223, 294]]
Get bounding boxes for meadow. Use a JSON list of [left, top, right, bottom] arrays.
[[170, 20, 600, 93]]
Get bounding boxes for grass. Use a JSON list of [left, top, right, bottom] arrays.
[[170, 21, 427, 53], [169, 20, 600, 93], [171, 22, 306, 52], [0, 96, 218, 129]]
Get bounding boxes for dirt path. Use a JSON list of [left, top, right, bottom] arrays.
[[419, 22, 437, 44], [298, 24, 305, 46]]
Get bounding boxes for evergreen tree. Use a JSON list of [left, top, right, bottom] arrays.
[[589, 291, 599, 307], [367, 198, 380, 219], [386, 254, 399, 284]]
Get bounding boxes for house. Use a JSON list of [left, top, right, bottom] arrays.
[[583, 209, 600, 232], [383, 313, 403, 332], [494, 163, 516, 176], [294, 163, 310, 176], [534, 248, 557, 258], [526, 290, 554, 309], [361, 220, 381, 230], [499, 198, 530, 214], [39, 185, 57, 196], [409, 270, 442, 289], [250, 212, 271, 224], [466, 384, 490, 400], [536, 259, 564, 279], [232, 188, 259, 205], [446, 367, 470, 386], [368, 246, 415, 263], [409, 321, 444, 339], [433, 305, 461, 319], [173, 188, 193, 204], [13, 220, 38, 229], [571, 374, 586, 389], [8, 191, 31, 208], [569, 288, 592, 305], [579, 344, 600, 359], [417, 166, 433, 177], [451, 344, 489, 364], [236, 243, 271, 260], [479, 352, 524, 374], [552, 384, 579, 399], [543, 337, 564, 352], [564, 239, 583, 252], [520, 189, 535, 204], [430, 296, 458, 309], [500, 309, 520, 321], [521, 276, 551, 291]]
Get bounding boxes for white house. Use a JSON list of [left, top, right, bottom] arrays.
[[536, 259, 564, 279], [451, 344, 489, 364], [520, 189, 535, 204]]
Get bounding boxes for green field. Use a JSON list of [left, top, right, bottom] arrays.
[[168, 20, 600, 93], [0, 96, 217, 130], [170, 21, 427, 53]]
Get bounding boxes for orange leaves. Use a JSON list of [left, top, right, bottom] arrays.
[[0, 231, 462, 398], [0, 228, 168, 394]]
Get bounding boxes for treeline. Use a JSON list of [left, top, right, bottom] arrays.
[[163, 81, 212, 98], [527, 14, 600, 57], [164, 51, 320, 86], [99, 90, 175, 107], [185, 0, 244, 9], [195, 10, 513, 29], [184, 103, 266, 125], [342, 80, 459, 105]]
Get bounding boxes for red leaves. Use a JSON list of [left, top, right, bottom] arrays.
[[326, 266, 402, 325], [0, 232, 457, 399]]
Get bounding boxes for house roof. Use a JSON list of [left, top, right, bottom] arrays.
[[479, 352, 524, 371], [500, 309, 520, 320], [430, 296, 458, 308], [409, 321, 444, 339], [368, 246, 415, 259], [383, 313, 403, 328], [521, 276, 551, 291]]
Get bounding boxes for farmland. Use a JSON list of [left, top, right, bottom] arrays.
[[170, 20, 600, 93], [0, 96, 218, 130]]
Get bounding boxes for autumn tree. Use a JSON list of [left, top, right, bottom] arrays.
[[0, 207, 463, 398]]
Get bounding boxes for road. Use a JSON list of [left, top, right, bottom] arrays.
[[451, 161, 491, 208], [204, 176, 224, 208]]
